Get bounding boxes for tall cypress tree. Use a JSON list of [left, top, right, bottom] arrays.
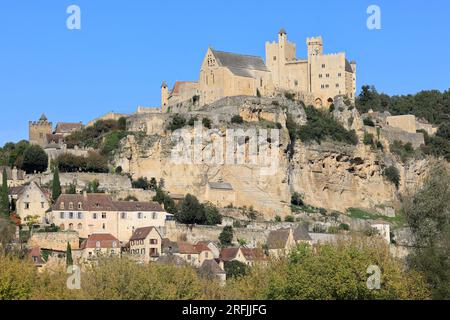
[[1, 168, 9, 216], [66, 242, 73, 268], [52, 168, 61, 202]]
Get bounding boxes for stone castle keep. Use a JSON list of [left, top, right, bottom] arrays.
[[161, 29, 356, 110]]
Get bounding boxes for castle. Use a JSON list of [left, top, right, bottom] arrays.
[[161, 29, 356, 110]]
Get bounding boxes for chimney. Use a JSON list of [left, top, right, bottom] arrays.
[[83, 190, 88, 199], [219, 260, 224, 270]]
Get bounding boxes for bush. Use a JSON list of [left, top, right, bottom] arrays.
[[167, 114, 186, 131], [219, 226, 233, 248], [363, 117, 375, 127], [132, 177, 150, 190], [224, 260, 248, 278], [389, 140, 416, 162], [274, 215, 281, 222], [285, 215, 295, 222], [202, 117, 212, 129], [284, 92, 295, 100], [231, 115, 244, 124], [363, 132, 375, 146], [297, 106, 358, 145], [21, 145, 48, 173], [55, 152, 108, 173], [339, 223, 350, 231], [291, 192, 304, 206], [175, 194, 222, 225], [383, 166, 400, 189]]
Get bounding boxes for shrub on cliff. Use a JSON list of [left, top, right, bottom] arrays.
[[231, 115, 244, 124], [383, 165, 400, 189], [21, 145, 48, 173], [167, 114, 186, 131]]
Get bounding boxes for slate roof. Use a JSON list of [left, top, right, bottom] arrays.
[[53, 194, 164, 212], [219, 247, 240, 261], [293, 225, 312, 241], [55, 122, 83, 134], [267, 228, 291, 249], [345, 59, 354, 73], [200, 259, 226, 275], [208, 182, 233, 190], [211, 49, 269, 78]]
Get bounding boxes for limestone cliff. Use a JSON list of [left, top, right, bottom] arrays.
[[113, 96, 432, 219]]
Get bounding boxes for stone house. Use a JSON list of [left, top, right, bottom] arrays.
[[9, 181, 51, 224], [267, 225, 312, 257], [50, 193, 172, 242], [54, 122, 83, 137], [0, 166, 26, 187], [198, 259, 227, 286], [161, 239, 214, 267], [219, 247, 267, 267], [128, 226, 162, 263], [79, 233, 120, 261]]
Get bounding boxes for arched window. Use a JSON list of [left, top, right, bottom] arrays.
[[60, 224, 65, 230], [77, 223, 82, 230], [68, 223, 74, 230], [138, 212, 143, 219], [96, 241, 101, 248]]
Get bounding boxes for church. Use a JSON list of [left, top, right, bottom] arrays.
[[161, 29, 356, 110]]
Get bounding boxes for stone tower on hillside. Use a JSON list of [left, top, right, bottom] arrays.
[[29, 114, 52, 147]]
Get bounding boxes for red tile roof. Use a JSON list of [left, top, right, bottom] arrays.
[[55, 122, 83, 134], [177, 242, 198, 254], [219, 247, 240, 261], [129, 227, 161, 241], [80, 233, 119, 249], [194, 242, 212, 254]]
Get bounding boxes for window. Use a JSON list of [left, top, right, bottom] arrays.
[[25, 203, 30, 210], [336, 83, 340, 88], [140, 240, 144, 245], [322, 64, 325, 68], [187, 254, 191, 260], [150, 239, 158, 245], [273, 56, 276, 61], [321, 84, 325, 89], [77, 212, 83, 219], [102, 223, 105, 230], [60, 212, 65, 219], [294, 80, 298, 86], [130, 240, 134, 246], [93, 213, 97, 219], [68, 223, 74, 230], [69, 212, 74, 219], [319, 74, 323, 78], [69, 202, 73, 210], [77, 223, 82, 230], [41, 202, 45, 209], [102, 213, 106, 219], [138, 212, 143, 219], [152, 212, 157, 220], [78, 202, 82, 210], [96, 241, 101, 249], [260, 78, 263, 87], [326, 74, 330, 78], [338, 73, 342, 77], [121, 212, 127, 219], [141, 248, 145, 255], [60, 202, 64, 210], [325, 84, 329, 88]]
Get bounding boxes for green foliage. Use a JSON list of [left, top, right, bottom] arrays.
[[231, 115, 244, 124], [167, 114, 186, 131], [152, 188, 177, 215], [0, 140, 29, 167], [100, 131, 129, 156], [55, 152, 108, 173], [224, 260, 248, 278], [219, 226, 233, 248], [363, 132, 374, 146], [52, 168, 61, 202], [86, 180, 100, 193], [123, 195, 138, 202], [202, 117, 212, 129], [117, 117, 127, 131], [65, 119, 125, 149], [339, 223, 350, 231], [419, 129, 450, 162], [21, 145, 48, 173], [284, 215, 294, 222], [1, 168, 9, 216], [297, 106, 358, 145], [175, 194, 221, 225], [284, 92, 295, 101], [363, 117, 375, 127], [66, 243, 73, 268], [274, 215, 281, 222], [383, 165, 400, 189], [389, 140, 416, 162], [187, 116, 197, 126], [356, 85, 450, 125], [132, 177, 150, 190]]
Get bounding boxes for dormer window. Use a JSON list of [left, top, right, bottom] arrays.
[[60, 202, 65, 210], [69, 202, 73, 210], [112, 241, 117, 248], [78, 202, 82, 210], [96, 241, 101, 249]]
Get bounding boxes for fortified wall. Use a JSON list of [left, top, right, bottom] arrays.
[[28, 232, 80, 251]]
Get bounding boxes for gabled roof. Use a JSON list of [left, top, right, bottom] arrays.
[[210, 49, 269, 78], [200, 259, 226, 275], [80, 233, 119, 249], [240, 248, 267, 261], [114, 201, 164, 212], [170, 81, 198, 95], [267, 228, 291, 249], [219, 247, 240, 261], [129, 226, 161, 241], [293, 225, 312, 241], [55, 122, 83, 134], [194, 242, 212, 254], [177, 242, 198, 254]]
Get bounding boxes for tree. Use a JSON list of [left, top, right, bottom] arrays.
[[168, 114, 186, 131], [132, 177, 150, 190], [176, 194, 204, 224], [21, 145, 48, 173], [66, 184, 77, 194], [87, 180, 100, 193], [403, 163, 450, 299], [224, 260, 248, 278], [202, 117, 212, 129], [383, 166, 400, 189], [203, 202, 222, 225], [1, 168, 9, 216], [52, 168, 61, 202], [152, 188, 177, 215], [231, 115, 244, 124], [66, 243, 73, 268], [219, 226, 233, 248], [149, 177, 158, 191], [291, 192, 303, 206]]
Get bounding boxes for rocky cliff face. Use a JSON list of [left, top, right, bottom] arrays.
[[113, 96, 432, 219]]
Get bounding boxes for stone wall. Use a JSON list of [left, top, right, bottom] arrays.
[[29, 232, 79, 251]]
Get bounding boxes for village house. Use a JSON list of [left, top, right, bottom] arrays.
[[161, 239, 214, 267], [79, 233, 120, 261], [0, 166, 26, 187], [54, 122, 84, 137], [28, 246, 45, 269], [267, 225, 312, 257], [9, 181, 51, 224], [198, 259, 227, 285], [50, 193, 172, 242], [128, 226, 162, 263], [219, 247, 267, 267]]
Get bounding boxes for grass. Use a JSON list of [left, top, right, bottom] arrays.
[[347, 207, 405, 226]]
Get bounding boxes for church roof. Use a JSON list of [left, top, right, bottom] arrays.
[[211, 49, 269, 78]]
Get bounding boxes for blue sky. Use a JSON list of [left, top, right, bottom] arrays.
[[1, 0, 449, 145]]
